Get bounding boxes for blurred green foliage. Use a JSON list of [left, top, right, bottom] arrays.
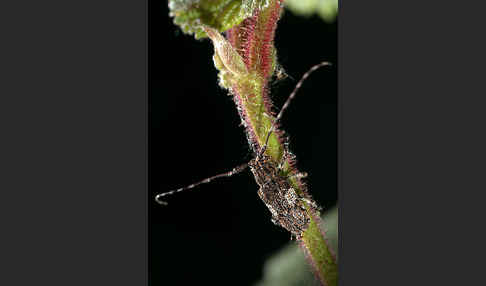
[[285, 0, 338, 23], [254, 207, 338, 286]]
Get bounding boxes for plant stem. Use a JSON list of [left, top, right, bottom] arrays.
[[209, 1, 338, 285], [167, 0, 338, 284]]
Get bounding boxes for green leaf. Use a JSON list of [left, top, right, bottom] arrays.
[[254, 207, 338, 286], [168, 0, 270, 39], [285, 0, 338, 23]]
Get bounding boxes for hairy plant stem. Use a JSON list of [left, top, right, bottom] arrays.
[[168, 0, 337, 284], [207, 1, 337, 285]]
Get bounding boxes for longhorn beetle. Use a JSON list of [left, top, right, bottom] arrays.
[[155, 61, 331, 239]]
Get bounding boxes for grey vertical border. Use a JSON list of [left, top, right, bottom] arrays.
[[340, 0, 486, 285], [1, 0, 147, 285]]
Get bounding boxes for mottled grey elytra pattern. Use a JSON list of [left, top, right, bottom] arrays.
[[249, 154, 312, 238]]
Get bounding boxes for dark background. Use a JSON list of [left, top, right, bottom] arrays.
[[149, 2, 337, 285]]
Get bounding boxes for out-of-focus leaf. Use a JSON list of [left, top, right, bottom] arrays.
[[168, 0, 270, 39], [254, 207, 338, 286], [285, 0, 338, 23]]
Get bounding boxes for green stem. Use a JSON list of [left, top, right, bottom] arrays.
[[216, 2, 338, 285], [301, 215, 338, 285], [168, 0, 337, 284]]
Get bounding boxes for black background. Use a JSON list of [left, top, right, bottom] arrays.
[[149, 2, 337, 285]]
